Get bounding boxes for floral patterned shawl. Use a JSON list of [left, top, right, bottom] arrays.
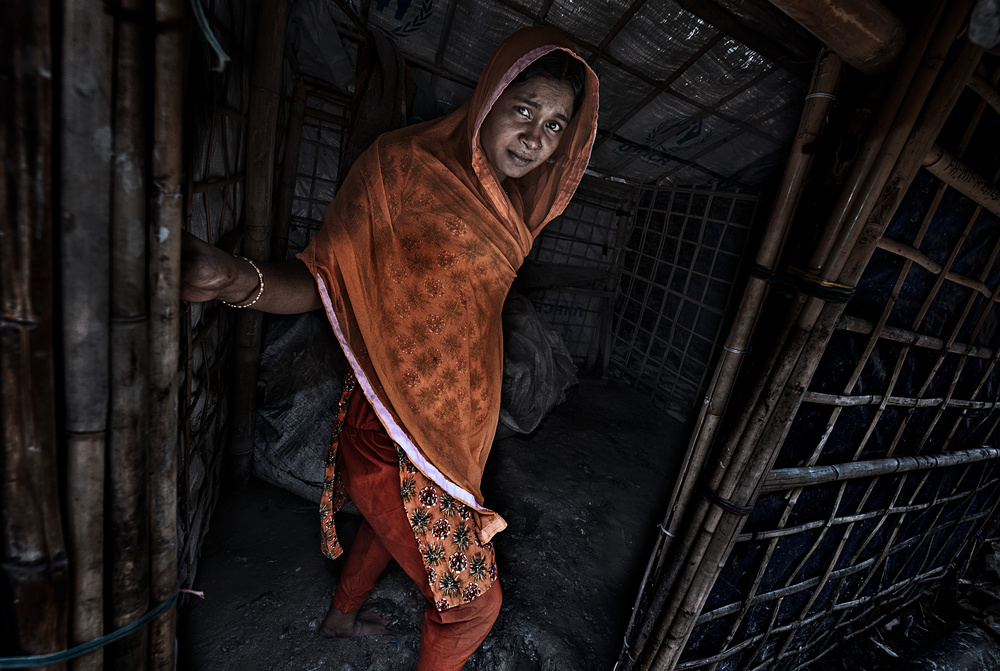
[[299, 26, 599, 544]]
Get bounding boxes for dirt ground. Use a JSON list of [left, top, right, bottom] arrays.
[[178, 378, 685, 670]]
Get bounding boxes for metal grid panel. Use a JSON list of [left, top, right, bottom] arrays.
[[610, 184, 758, 423]]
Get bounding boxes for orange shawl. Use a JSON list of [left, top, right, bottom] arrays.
[[300, 27, 599, 542]]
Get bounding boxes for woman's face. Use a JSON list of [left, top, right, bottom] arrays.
[[479, 76, 575, 183]]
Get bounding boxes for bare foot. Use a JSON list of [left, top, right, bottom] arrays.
[[319, 604, 390, 638]]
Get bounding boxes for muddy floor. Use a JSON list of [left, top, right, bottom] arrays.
[[178, 378, 685, 670]]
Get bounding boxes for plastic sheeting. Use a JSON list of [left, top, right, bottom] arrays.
[[306, 0, 807, 187]]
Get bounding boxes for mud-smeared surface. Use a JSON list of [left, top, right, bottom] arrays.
[[179, 378, 685, 670]]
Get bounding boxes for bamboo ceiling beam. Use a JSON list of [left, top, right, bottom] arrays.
[[766, 0, 906, 75], [876, 236, 996, 297]]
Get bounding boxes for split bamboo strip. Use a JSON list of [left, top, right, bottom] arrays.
[[1, 1, 67, 661], [272, 74, 307, 263], [763, 446, 1000, 490], [875, 236, 995, 296], [922, 144, 1000, 217], [108, 0, 150, 667], [229, 0, 288, 481], [148, 0, 185, 666], [800, 390, 1000, 409], [60, 0, 114, 667], [969, 71, 1000, 112], [621, 47, 845, 667], [633, 4, 975, 669], [838, 314, 994, 358]]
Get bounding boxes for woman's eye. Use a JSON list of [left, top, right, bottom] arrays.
[[547, 121, 562, 132], [516, 106, 530, 117]]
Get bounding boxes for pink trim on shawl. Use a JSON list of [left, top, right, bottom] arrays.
[[316, 274, 499, 520]]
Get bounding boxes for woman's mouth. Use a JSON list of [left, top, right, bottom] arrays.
[[507, 150, 532, 166]]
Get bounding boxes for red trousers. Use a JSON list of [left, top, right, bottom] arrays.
[[332, 388, 501, 671]]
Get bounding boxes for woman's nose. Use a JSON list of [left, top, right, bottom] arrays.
[[520, 126, 541, 150]]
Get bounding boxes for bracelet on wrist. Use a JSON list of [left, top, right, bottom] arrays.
[[222, 256, 264, 308]]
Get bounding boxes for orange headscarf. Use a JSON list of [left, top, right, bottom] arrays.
[[300, 27, 599, 542]]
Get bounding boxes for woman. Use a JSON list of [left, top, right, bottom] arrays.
[[182, 26, 598, 670]]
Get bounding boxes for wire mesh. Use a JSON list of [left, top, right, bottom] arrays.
[[610, 184, 758, 423]]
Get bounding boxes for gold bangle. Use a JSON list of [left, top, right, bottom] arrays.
[[222, 256, 264, 308]]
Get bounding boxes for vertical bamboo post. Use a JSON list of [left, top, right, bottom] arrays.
[[108, 0, 151, 668], [1, 1, 68, 663], [229, 0, 289, 480], [149, 0, 185, 667], [60, 0, 114, 666], [272, 74, 307, 262]]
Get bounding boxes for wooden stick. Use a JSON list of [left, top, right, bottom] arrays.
[[148, 0, 185, 666], [229, 0, 288, 481], [969, 71, 1000, 113], [1, 3, 68, 661]]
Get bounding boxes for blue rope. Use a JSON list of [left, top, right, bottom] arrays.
[[189, 0, 230, 72], [0, 591, 178, 669]]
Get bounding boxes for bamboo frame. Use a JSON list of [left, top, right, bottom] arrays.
[[621, 47, 844, 668], [1, 2, 67, 662], [626, 2, 992, 669], [148, 0, 185, 667]]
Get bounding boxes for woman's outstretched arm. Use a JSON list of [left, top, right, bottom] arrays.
[[181, 230, 322, 313]]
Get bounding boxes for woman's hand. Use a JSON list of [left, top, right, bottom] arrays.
[[180, 230, 322, 313], [180, 231, 251, 303]]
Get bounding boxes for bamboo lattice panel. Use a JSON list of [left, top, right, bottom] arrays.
[[611, 184, 758, 423], [677, 70, 1000, 671], [179, 0, 257, 587]]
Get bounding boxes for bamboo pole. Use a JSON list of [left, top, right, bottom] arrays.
[[922, 144, 1000, 217], [620, 47, 844, 668], [108, 0, 150, 667], [763, 446, 1000, 490], [60, 0, 114, 666], [765, 0, 906, 75], [272, 73, 307, 263], [1, 1, 68, 662], [229, 0, 289, 482], [969, 71, 1000, 113], [148, 0, 185, 667]]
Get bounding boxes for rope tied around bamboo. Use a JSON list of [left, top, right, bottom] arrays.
[[749, 264, 856, 303]]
